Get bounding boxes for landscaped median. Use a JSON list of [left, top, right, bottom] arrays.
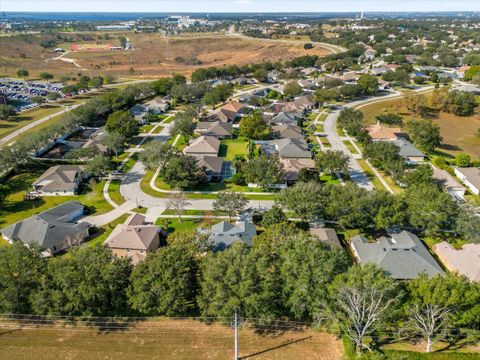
[[140, 168, 277, 201]]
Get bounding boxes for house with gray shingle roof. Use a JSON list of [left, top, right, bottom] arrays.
[[0, 201, 89, 255], [270, 138, 312, 159], [392, 138, 426, 163], [350, 230, 444, 279], [272, 124, 304, 139], [195, 121, 233, 138], [200, 221, 257, 251]]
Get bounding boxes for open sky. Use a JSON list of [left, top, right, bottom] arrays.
[[2, 1, 480, 13]]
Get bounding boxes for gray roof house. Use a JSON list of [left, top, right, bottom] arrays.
[[32, 165, 85, 196], [350, 230, 444, 280], [269, 111, 301, 126], [392, 138, 426, 163], [454, 167, 480, 196], [195, 121, 233, 138], [196, 155, 224, 180], [201, 221, 257, 251], [272, 124, 304, 139], [0, 201, 90, 255], [183, 136, 220, 156], [271, 138, 312, 159]]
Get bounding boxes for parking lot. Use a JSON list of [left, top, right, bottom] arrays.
[[0, 78, 65, 111]]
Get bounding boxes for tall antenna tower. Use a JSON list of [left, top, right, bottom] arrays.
[[360, 12, 364, 20]]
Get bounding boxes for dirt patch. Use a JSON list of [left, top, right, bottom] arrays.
[[0, 32, 332, 79]]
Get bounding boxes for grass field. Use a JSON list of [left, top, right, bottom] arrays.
[[0, 320, 343, 360], [0, 105, 62, 140], [358, 95, 480, 158], [0, 32, 333, 79]]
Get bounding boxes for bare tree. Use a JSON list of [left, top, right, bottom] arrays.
[[167, 192, 191, 223], [320, 265, 399, 354], [410, 303, 451, 353]]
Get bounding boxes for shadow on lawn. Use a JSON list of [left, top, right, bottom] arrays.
[[239, 336, 312, 359]]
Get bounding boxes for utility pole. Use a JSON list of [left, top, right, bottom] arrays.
[[234, 312, 238, 360]]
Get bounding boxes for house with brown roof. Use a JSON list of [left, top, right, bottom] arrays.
[[206, 101, 247, 122], [196, 155, 224, 181], [195, 121, 233, 138], [280, 158, 316, 184], [104, 214, 160, 265], [366, 122, 402, 141], [183, 136, 220, 156], [32, 165, 85, 196], [272, 124, 304, 139], [434, 242, 480, 282], [309, 228, 342, 248]]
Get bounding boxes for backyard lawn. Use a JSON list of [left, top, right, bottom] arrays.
[[219, 139, 249, 160], [0, 170, 112, 228]]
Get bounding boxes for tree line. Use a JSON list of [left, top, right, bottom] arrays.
[[1, 225, 479, 355]]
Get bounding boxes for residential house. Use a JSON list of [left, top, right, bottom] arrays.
[[309, 228, 342, 248], [267, 70, 281, 83], [283, 94, 315, 113], [206, 101, 247, 122], [301, 67, 319, 76], [281, 158, 316, 184], [0, 201, 89, 255], [451, 83, 480, 95], [269, 111, 301, 126], [104, 214, 160, 265], [267, 102, 286, 114], [350, 230, 444, 280], [454, 167, 480, 195], [32, 165, 85, 196], [196, 155, 224, 181], [366, 122, 402, 141], [431, 166, 465, 201], [433, 242, 480, 282], [183, 136, 220, 156], [272, 124, 304, 139], [144, 97, 170, 113], [195, 121, 233, 138], [201, 221, 257, 251], [297, 79, 316, 90], [270, 138, 312, 159], [370, 66, 392, 76], [129, 104, 148, 124], [392, 138, 426, 163]]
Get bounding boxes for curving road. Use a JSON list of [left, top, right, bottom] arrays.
[[322, 86, 435, 191]]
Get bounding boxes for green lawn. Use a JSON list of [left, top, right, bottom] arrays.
[[151, 125, 164, 134], [0, 171, 112, 228], [343, 140, 359, 155], [320, 173, 341, 185], [107, 180, 125, 206], [319, 136, 331, 147], [139, 124, 155, 133], [161, 209, 210, 216], [219, 139, 249, 160], [0, 105, 63, 141], [132, 207, 148, 214], [357, 159, 388, 192]]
